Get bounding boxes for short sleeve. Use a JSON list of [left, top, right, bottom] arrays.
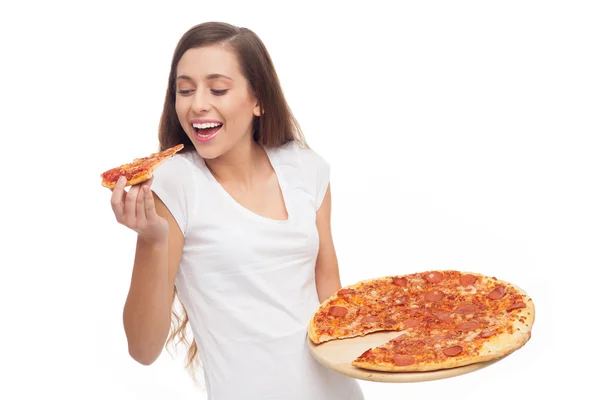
[[150, 154, 197, 236], [296, 146, 331, 211]]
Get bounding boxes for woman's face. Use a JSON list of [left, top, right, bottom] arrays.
[[175, 45, 261, 160]]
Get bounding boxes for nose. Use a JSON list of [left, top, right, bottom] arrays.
[[191, 90, 211, 113]]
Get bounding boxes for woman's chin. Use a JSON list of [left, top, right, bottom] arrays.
[[194, 146, 223, 160]]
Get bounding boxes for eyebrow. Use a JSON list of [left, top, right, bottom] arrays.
[[176, 73, 233, 81]]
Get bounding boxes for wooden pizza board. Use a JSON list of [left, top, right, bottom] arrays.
[[308, 331, 503, 383]]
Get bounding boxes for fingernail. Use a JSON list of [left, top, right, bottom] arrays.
[[118, 176, 125, 184]]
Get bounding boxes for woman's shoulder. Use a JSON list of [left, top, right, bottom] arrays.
[[152, 148, 205, 186], [272, 140, 328, 169], [159, 148, 201, 172], [172, 148, 198, 165]]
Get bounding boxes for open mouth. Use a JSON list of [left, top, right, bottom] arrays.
[[192, 121, 223, 142]]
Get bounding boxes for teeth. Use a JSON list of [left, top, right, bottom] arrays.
[[193, 122, 222, 129]]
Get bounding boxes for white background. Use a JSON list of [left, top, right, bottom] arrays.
[[1, 0, 598, 399]]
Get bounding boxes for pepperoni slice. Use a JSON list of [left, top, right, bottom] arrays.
[[425, 289, 444, 302], [361, 315, 381, 323], [488, 286, 506, 300], [459, 274, 477, 286], [436, 311, 453, 322], [358, 349, 372, 358], [480, 330, 497, 338], [392, 355, 415, 366], [392, 277, 408, 286], [406, 309, 421, 316], [424, 271, 443, 283], [455, 304, 476, 314], [506, 301, 527, 312], [403, 318, 420, 328], [328, 306, 348, 317], [337, 288, 354, 295], [443, 346, 463, 357], [391, 333, 407, 342], [456, 321, 478, 331]]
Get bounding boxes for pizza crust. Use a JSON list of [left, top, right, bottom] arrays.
[[100, 170, 152, 189], [307, 319, 320, 343]]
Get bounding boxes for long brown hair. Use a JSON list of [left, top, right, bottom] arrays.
[[160, 22, 306, 378]]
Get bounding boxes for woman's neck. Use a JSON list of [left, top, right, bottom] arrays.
[[204, 138, 268, 189]]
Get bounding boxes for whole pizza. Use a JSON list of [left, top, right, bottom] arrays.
[[309, 270, 535, 372]]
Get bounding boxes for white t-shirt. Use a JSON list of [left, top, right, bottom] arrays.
[[151, 140, 364, 400]]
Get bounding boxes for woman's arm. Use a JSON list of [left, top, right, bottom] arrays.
[[314, 184, 343, 303], [119, 187, 184, 365]]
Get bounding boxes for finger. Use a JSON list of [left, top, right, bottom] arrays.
[[110, 176, 127, 219], [124, 184, 141, 222], [141, 176, 154, 189], [136, 185, 147, 221], [143, 186, 157, 218]]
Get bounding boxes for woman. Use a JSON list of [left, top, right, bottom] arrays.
[[110, 22, 364, 400]]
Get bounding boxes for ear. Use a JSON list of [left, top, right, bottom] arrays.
[[253, 102, 263, 117]]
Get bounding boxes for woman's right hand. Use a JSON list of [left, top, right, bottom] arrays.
[[110, 176, 169, 242]]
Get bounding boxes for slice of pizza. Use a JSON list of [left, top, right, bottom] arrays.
[[100, 144, 184, 189], [351, 331, 482, 372]]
